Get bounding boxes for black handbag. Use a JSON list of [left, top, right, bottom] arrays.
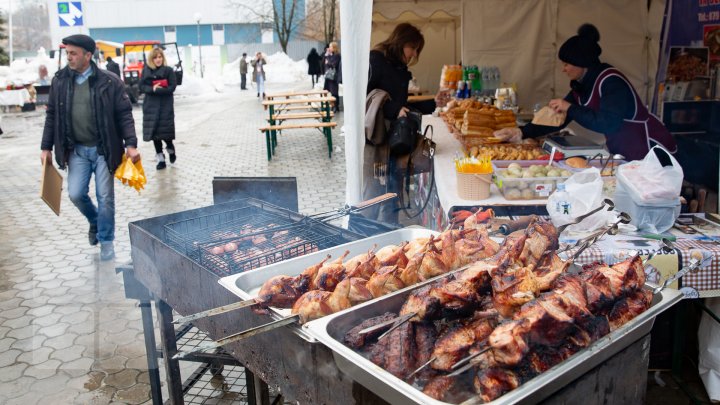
[[388, 114, 420, 156]]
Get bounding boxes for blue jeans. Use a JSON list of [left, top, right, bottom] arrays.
[[67, 145, 115, 243], [256, 74, 265, 95]]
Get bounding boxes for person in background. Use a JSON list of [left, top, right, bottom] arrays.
[[493, 23, 677, 160], [40, 34, 140, 261], [252, 52, 267, 98], [363, 23, 426, 224], [239, 52, 248, 90], [306, 47, 322, 88], [37, 65, 50, 85], [105, 56, 120, 77], [139, 47, 177, 170], [323, 42, 341, 112]]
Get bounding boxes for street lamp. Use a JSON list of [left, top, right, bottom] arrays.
[[193, 12, 203, 78]]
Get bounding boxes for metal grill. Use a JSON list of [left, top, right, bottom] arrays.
[[163, 199, 359, 277]]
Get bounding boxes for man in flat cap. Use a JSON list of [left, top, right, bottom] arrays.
[[40, 34, 140, 261]]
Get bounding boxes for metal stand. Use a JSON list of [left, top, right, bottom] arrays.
[[118, 264, 266, 405]]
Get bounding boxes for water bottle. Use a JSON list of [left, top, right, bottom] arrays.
[[482, 67, 492, 96], [456, 81, 466, 99], [493, 67, 501, 92], [553, 183, 572, 216]]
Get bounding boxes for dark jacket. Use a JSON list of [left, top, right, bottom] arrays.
[[240, 57, 248, 75], [323, 53, 342, 83], [367, 50, 411, 120], [106, 59, 121, 77], [307, 50, 322, 75], [41, 62, 137, 174], [521, 63, 635, 138], [139, 65, 177, 142]]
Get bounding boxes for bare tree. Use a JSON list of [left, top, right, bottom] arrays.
[[12, 3, 51, 52], [225, 0, 302, 54], [0, 12, 8, 65], [303, 0, 339, 45]]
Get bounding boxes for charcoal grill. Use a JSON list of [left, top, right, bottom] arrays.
[[163, 198, 360, 276]]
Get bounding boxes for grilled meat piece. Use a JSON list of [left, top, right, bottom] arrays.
[[291, 290, 333, 324], [423, 375, 457, 401], [366, 265, 405, 298], [418, 242, 450, 281], [413, 322, 439, 380], [255, 275, 304, 308], [474, 367, 520, 403], [432, 322, 476, 371], [400, 280, 448, 321], [313, 250, 350, 291], [384, 321, 417, 378], [345, 249, 380, 280], [347, 277, 374, 305], [608, 289, 652, 330], [344, 312, 397, 349], [488, 319, 531, 367]]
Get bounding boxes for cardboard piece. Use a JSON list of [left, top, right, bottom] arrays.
[[40, 159, 62, 215]]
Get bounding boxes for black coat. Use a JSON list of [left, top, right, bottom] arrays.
[[367, 50, 411, 120], [41, 62, 137, 174], [139, 65, 176, 142], [106, 60, 121, 77], [307, 51, 322, 75]]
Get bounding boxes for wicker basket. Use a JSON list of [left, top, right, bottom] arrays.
[[457, 171, 493, 200]]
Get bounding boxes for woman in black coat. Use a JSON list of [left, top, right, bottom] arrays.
[[323, 42, 341, 112], [306, 48, 322, 87], [140, 47, 177, 170]]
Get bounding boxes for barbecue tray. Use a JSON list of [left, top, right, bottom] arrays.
[[304, 279, 683, 405], [218, 227, 439, 342]]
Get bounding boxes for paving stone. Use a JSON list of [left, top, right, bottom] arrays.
[[104, 368, 140, 389], [35, 278, 63, 290], [3, 314, 33, 329], [125, 356, 149, 371], [72, 385, 116, 404], [94, 355, 128, 374], [1, 306, 29, 320], [0, 326, 11, 339], [0, 349, 21, 367], [0, 363, 29, 383], [4, 392, 42, 405], [17, 346, 53, 366], [11, 335, 46, 352], [27, 372, 70, 394], [36, 322, 70, 338], [43, 332, 78, 351], [32, 312, 63, 327], [60, 357, 96, 378], [114, 382, 151, 405], [23, 359, 61, 379], [7, 325, 34, 340]]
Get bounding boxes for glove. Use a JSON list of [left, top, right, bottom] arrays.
[[493, 127, 523, 143]]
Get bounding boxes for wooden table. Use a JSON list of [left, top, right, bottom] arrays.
[[260, 94, 336, 160]]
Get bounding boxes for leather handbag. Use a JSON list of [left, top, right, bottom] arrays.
[[325, 67, 337, 81], [388, 115, 419, 156], [409, 125, 435, 174]]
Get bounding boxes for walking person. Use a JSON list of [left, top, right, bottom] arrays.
[[105, 56, 120, 77], [252, 52, 267, 98], [239, 52, 248, 90], [306, 48, 322, 88], [40, 34, 140, 261], [323, 42, 341, 112], [139, 47, 177, 170]]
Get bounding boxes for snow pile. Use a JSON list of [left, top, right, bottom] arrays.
[[0, 48, 57, 88], [221, 52, 308, 86]]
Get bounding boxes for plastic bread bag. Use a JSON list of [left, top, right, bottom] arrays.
[[547, 167, 610, 233], [531, 106, 566, 126], [616, 146, 683, 204], [114, 155, 146, 193]]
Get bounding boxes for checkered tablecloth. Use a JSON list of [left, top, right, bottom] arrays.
[[673, 239, 720, 297]]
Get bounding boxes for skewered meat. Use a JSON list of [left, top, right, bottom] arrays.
[[314, 250, 350, 291], [432, 322, 476, 371], [344, 312, 397, 349], [405, 237, 430, 259], [345, 249, 380, 280], [418, 239, 450, 280], [347, 277, 374, 305], [474, 367, 520, 403], [423, 375, 457, 401], [383, 321, 417, 378], [440, 230, 462, 270], [292, 276, 353, 323], [376, 243, 410, 268], [366, 265, 405, 298], [255, 255, 330, 308], [414, 322, 439, 380], [608, 289, 652, 330]]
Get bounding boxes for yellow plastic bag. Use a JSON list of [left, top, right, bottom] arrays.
[[114, 154, 147, 193]]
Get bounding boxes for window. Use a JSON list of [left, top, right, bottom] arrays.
[[164, 26, 176, 33], [212, 24, 224, 31]]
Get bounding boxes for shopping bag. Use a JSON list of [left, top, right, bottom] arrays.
[[114, 155, 146, 193], [547, 167, 610, 232], [616, 146, 683, 204]]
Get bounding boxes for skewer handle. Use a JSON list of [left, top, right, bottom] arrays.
[[172, 299, 257, 325], [351, 193, 397, 211]]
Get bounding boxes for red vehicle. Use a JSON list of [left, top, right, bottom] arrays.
[[122, 40, 183, 103]]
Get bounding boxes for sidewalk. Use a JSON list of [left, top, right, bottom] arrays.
[[0, 80, 346, 404]]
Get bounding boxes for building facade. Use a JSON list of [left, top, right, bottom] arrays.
[[46, 0, 305, 48]]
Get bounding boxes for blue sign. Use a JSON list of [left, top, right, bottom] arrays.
[[58, 2, 83, 27]]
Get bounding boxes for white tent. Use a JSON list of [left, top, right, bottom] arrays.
[[340, 0, 667, 205]]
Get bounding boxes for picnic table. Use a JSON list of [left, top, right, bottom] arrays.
[[260, 90, 337, 160]]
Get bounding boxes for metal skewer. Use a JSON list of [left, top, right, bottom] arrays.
[[172, 299, 258, 325], [450, 346, 489, 370], [375, 312, 417, 341], [446, 347, 492, 377], [173, 314, 301, 360], [556, 198, 615, 234], [407, 357, 436, 379]]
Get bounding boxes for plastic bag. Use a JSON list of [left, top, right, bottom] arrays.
[[616, 146, 683, 204], [547, 167, 610, 233], [114, 155, 146, 193]]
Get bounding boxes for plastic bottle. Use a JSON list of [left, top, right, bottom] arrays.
[[456, 81, 466, 99], [482, 67, 492, 96], [553, 183, 572, 216]]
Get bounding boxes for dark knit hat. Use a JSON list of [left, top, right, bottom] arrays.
[[62, 34, 96, 53], [558, 24, 602, 68]]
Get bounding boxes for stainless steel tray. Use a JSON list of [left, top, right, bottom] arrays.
[[304, 280, 683, 405], [218, 227, 438, 342]]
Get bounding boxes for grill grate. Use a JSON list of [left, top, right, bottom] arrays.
[[163, 199, 359, 277]]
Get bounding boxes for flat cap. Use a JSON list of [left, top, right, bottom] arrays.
[[62, 34, 96, 53]]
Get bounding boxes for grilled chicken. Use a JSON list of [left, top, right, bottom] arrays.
[[376, 243, 410, 268], [313, 250, 350, 291], [366, 265, 405, 298], [345, 248, 380, 280]]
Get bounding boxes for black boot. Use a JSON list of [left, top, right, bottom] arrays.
[[156, 153, 166, 170], [168, 148, 176, 163]]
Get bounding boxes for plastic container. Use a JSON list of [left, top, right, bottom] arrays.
[[457, 172, 492, 200], [613, 181, 681, 233], [493, 161, 572, 200]]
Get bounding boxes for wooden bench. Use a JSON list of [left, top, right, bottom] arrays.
[[265, 89, 329, 99], [259, 122, 338, 160], [271, 111, 334, 121]]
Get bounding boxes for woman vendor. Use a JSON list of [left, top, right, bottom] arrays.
[[494, 23, 677, 161]]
